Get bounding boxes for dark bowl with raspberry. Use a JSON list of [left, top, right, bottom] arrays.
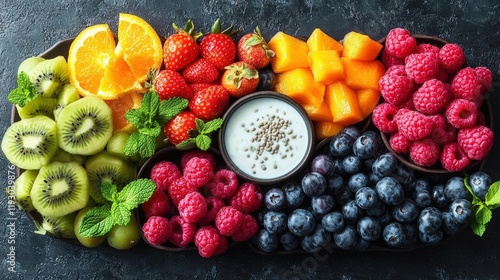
[[375, 32, 495, 174]]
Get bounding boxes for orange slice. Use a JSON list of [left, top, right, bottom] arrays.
[[105, 91, 143, 134], [116, 13, 163, 83]]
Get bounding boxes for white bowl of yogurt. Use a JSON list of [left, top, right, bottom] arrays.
[[219, 91, 315, 185]]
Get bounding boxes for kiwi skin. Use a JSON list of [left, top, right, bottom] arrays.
[[17, 56, 45, 75], [41, 213, 77, 239], [74, 207, 106, 247]]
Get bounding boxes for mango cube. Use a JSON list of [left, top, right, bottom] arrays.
[[268, 32, 309, 73], [307, 50, 344, 85], [275, 68, 325, 109]]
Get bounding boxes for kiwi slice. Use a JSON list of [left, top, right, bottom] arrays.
[[57, 96, 113, 156], [39, 213, 77, 239], [85, 151, 136, 204], [17, 56, 45, 76], [53, 84, 80, 121], [16, 97, 57, 120], [12, 170, 39, 211], [51, 148, 88, 165], [29, 56, 69, 98], [30, 161, 89, 217], [1, 115, 58, 170]]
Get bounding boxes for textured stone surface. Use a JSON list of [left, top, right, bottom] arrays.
[[1, 0, 499, 279]]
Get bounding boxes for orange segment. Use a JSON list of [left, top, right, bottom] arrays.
[[105, 91, 143, 134], [116, 13, 163, 83], [99, 56, 143, 100]]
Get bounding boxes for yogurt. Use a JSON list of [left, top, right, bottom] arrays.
[[221, 95, 312, 182]]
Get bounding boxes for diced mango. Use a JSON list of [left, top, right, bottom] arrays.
[[303, 99, 333, 122], [268, 31, 309, 73], [342, 58, 386, 91], [315, 121, 344, 140], [307, 50, 345, 85], [342, 31, 383, 61], [275, 68, 325, 109], [307, 28, 343, 54], [325, 81, 363, 126], [357, 88, 381, 118]]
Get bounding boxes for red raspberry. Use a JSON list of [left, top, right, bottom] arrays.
[[385, 28, 417, 58], [229, 182, 263, 213], [207, 169, 239, 199], [141, 190, 172, 218], [440, 142, 470, 172], [231, 213, 259, 242], [150, 161, 182, 192], [197, 196, 225, 226], [385, 65, 407, 76], [371, 103, 399, 133], [389, 132, 411, 154], [215, 206, 243, 236], [395, 109, 435, 141], [169, 215, 196, 248], [183, 157, 214, 188], [457, 125, 494, 160], [451, 67, 482, 100], [180, 149, 217, 169], [474, 66, 493, 94], [409, 138, 441, 167], [178, 192, 208, 223], [381, 48, 405, 68], [476, 111, 487, 126], [405, 52, 440, 84], [379, 73, 414, 105], [212, 233, 228, 256], [439, 43, 466, 73], [430, 115, 456, 146], [142, 216, 172, 246], [168, 177, 197, 206], [412, 79, 451, 114], [445, 99, 478, 129], [194, 226, 227, 258], [435, 67, 450, 83], [415, 43, 440, 56], [399, 95, 416, 110]]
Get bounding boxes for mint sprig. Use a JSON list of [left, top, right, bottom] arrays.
[[78, 179, 156, 238], [8, 71, 38, 107], [464, 177, 500, 236], [175, 118, 223, 151], [123, 91, 188, 159]]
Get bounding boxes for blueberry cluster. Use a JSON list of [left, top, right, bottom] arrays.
[[252, 127, 479, 253]]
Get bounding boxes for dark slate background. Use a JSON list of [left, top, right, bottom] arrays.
[[1, 0, 499, 279]]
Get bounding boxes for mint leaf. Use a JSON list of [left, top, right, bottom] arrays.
[[117, 178, 156, 210], [196, 134, 212, 151], [111, 203, 131, 226], [8, 72, 38, 107], [470, 215, 487, 237], [201, 118, 223, 134], [176, 138, 197, 150], [141, 91, 160, 120], [79, 204, 114, 238], [138, 120, 161, 137], [136, 134, 157, 158], [485, 181, 500, 208], [475, 204, 493, 224], [101, 181, 118, 202], [125, 108, 147, 128], [157, 97, 189, 125]]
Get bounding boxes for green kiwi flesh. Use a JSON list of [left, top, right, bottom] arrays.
[[30, 161, 89, 217], [1, 115, 58, 170], [106, 132, 139, 162], [53, 84, 80, 121], [56, 96, 113, 156], [12, 169, 39, 211], [84, 151, 136, 204], [17, 56, 45, 76], [51, 148, 88, 165], [40, 213, 77, 239], [16, 97, 57, 119], [29, 56, 69, 98]]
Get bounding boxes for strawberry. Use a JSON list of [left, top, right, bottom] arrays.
[[163, 111, 197, 145], [221, 62, 259, 97], [200, 19, 239, 70], [152, 69, 193, 100], [189, 85, 230, 121], [189, 82, 216, 93], [237, 27, 275, 69], [163, 20, 202, 71], [181, 58, 219, 83]]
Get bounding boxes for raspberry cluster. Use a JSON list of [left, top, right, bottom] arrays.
[[373, 28, 494, 172], [140, 149, 262, 257]]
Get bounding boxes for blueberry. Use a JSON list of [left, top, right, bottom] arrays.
[[301, 172, 327, 197], [362, 130, 383, 150], [348, 172, 370, 193], [287, 209, 316, 236], [431, 184, 449, 208], [301, 225, 332, 253], [333, 225, 358, 250], [441, 211, 462, 235], [366, 200, 386, 217], [326, 174, 344, 195], [342, 155, 362, 174], [357, 216, 381, 241], [414, 178, 431, 193], [279, 229, 300, 251], [355, 187, 379, 210], [371, 153, 397, 177], [368, 172, 382, 186], [362, 157, 376, 173], [341, 126, 361, 139], [412, 189, 432, 208], [392, 165, 415, 192], [342, 200, 363, 221], [444, 176, 470, 201], [255, 209, 269, 227], [263, 211, 287, 234], [310, 154, 335, 178], [418, 230, 443, 244], [282, 181, 305, 209], [375, 177, 404, 206], [329, 133, 354, 157], [256, 68, 276, 91], [322, 211, 345, 233], [332, 158, 347, 176], [449, 198, 472, 224], [311, 195, 335, 215], [264, 188, 286, 211], [402, 223, 418, 248], [352, 236, 371, 251], [383, 222, 407, 247], [391, 199, 419, 223], [353, 134, 379, 159], [254, 229, 279, 253], [418, 207, 442, 234], [376, 210, 393, 228], [333, 184, 352, 205], [468, 172, 492, 200]]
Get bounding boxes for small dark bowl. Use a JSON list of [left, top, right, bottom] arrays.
[[218, 91, 316, 185]]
